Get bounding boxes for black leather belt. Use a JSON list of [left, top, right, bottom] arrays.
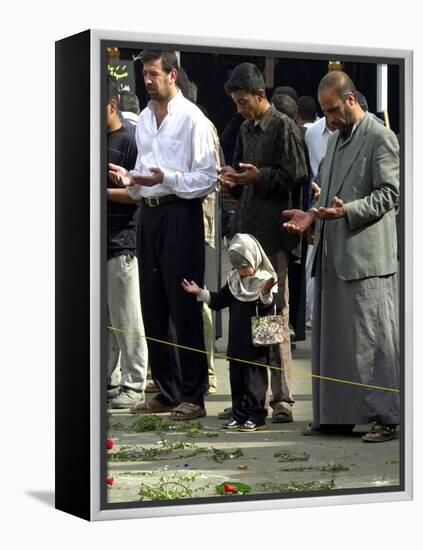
[[140, 194, 184, 207]]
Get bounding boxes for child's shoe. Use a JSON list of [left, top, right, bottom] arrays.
[[238, 420, 267, 432], [222, 419, 243, 430]]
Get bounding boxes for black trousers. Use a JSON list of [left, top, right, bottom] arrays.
[[137, 199, 208, 407], [229, 358, 268, 424]]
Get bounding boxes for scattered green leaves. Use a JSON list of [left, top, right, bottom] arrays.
[[256, 480, 336, 493], [280, 463, 349, 473], [129, 415, 220, 438], [279, 466, 317, 472], [138, 472, 213, 501], [108, 441, 205, 462], [210, 448, 244, 463], [179, 421, 220, 438], [119, 471, 155, 477], [273, 451, 311, 462], [320, 463, 349, 473], [139, 480, 192, 500], [131, 415, 170, 434]]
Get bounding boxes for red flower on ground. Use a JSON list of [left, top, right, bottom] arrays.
[[107, 476, 114, 487], [223, 483, 238, 493], [106, 438, 114, 450]]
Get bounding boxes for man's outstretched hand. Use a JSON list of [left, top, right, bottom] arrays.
[[311, 196, 347, 220], [282, 209, 315, 234], [218, 163, 259, 187], [108, 164, 164, 188], [108, 163, 134, 187]]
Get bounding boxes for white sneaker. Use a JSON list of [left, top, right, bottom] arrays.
[[109, 387, 143, 409]]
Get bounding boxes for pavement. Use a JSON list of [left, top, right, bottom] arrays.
[[107, 329, 400, 504]]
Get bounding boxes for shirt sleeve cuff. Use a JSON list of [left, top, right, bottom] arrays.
[[127, 184, 142, 200], [197, 289, 211, 303], [259, 291, 273, 304], [162, 171, 175, 190], [343, 203, 350, 223]]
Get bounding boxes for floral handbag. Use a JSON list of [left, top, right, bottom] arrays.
[[251, 304, 284, 346]]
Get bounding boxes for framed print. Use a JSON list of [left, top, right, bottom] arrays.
[[55, 29, 413, 521]]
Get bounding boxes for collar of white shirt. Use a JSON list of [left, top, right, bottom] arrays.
[[147, 89, 184, 115]]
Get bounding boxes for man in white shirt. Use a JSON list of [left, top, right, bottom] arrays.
[[305, 115, 333, 179], [109, 50, 217, 420], [303, 115, 333, 329]]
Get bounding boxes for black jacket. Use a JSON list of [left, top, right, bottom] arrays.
[[107, 127, 138, 259], [209, 283, 275, 361]]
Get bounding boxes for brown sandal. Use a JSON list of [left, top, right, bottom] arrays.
[[169, 402, 206, 421], [362, 423, 397, 442], [130, 398, 175, 415], [271, 407, 293, 423]]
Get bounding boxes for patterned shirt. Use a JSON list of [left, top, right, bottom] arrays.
[[232, 104, 307, 254]]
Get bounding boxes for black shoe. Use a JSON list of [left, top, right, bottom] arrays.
[[238, 420, 267, 432], [222, 419, 243, 430]]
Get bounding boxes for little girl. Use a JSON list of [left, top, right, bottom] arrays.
[[182, 233, 277, 432]]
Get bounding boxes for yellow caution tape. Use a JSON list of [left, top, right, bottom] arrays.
[[107, 326, 399, 394]]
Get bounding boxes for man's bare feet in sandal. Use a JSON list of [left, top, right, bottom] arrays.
[[169, 402, 206, 421], [130, 398, 175, 415]]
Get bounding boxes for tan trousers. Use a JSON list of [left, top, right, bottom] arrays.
[[202, 300, 216, 388], [268, 251, 295, 409]]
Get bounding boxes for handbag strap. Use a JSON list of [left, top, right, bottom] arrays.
[[255, 299, 276, 316]]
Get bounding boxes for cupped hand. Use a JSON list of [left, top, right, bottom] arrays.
[[181, 278, 202, 296], [282, 209, 315, 234], [108, 163, 134, 187]]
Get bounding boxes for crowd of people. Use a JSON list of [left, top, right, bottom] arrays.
[[106, 50, 400, 443]]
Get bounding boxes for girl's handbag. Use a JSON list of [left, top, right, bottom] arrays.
[[251, 303, 284, 346]]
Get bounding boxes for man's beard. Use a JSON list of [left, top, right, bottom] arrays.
[[146, 87, 159, 98], [340, 104, 354, 139]]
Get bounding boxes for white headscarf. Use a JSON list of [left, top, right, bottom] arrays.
[[226, 233, 278, 302]]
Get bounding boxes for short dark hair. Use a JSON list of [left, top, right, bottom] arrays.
[[318, 71, 357, 101], [107, 75, 119, 103], [356, 91, 368, 112], [118, 90, 140, 114], [272, 85, 298, 102], [137, 50, 179, 73], [297, 95, 317, 122], [272, 92, 296, 119], [225, 63, 266, 95]]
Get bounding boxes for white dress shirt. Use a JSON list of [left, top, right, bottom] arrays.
[[304, 117, 333, 178], [128, 91, 217, 200]]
